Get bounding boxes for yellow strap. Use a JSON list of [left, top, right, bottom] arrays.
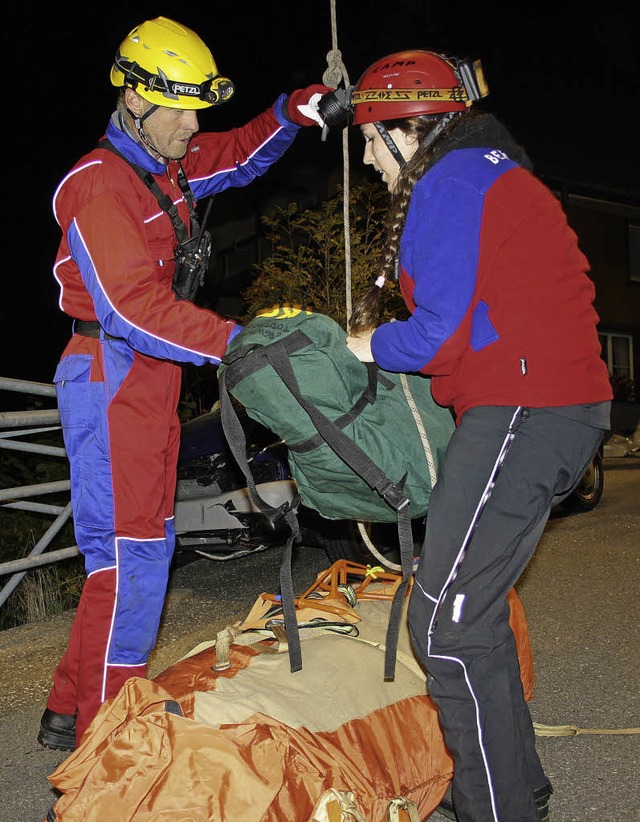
[[387, 796, 422, 821], [311, 788, 367, 822], [352, 87, 469, 105], [534, 722, 640, 737], [180, 621, 361, 668]]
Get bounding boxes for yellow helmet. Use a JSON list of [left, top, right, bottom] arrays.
[[110, 16, 234, 110]]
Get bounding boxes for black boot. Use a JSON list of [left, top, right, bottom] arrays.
[[434, 781, 552, 821], [534, 782, 554, 821], [37, 708, 76, 751]]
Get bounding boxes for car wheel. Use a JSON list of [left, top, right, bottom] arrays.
[[302, 510, 424, 569], [300, 512, 366, 563], [561, 450, 604, 513]]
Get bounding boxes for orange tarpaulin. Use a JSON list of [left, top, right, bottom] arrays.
[[46, 567, 533, 821]]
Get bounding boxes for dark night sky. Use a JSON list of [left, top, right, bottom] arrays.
[[2, 1, 638, 388]]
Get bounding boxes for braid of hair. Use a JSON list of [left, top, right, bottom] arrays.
[[348, 282, 384, 335]]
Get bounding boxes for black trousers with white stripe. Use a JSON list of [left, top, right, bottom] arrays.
[[408, 405, 603, 822]]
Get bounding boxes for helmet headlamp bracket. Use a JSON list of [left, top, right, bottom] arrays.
[[114, 53, 235, 107], [317, 85, 353, 129], [454, 56, 489, 102]]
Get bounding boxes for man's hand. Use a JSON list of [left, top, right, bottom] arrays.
[[346, 330, 375, 362], [285, 84, 333, 126]]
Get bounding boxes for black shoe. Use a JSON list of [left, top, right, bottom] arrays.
[[37, 708, 76, 751], [534, 782, 553, 821], [46, 805, 57, 821], [434, 782, 552, 821]]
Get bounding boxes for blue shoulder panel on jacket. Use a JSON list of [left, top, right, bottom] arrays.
[[371, 148, 518, 375], [104, 120, 166, 174], [429, 147, 519, 193]]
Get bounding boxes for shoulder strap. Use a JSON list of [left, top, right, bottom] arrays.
[[265, 341, 409, 510], [219, 367, 304, 673], [98, 137, 193, 244], [260, 339, 414, 680]]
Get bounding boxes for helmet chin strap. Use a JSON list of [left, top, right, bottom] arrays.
[[419, 111, 460, 151], [375, 111, 462, 169], [125, 101, 163, 157], [373, 122, 406, 168]]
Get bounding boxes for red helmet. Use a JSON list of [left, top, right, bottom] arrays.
[[351, 50, 487, 125]]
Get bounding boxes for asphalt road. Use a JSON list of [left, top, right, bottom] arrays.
[[0, 458, 638, 822]]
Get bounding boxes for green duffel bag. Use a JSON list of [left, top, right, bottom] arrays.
[[218, 306, 454, 524]]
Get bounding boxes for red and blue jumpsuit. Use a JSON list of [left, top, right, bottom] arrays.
[[48, 95, 302, 744], [371, 138, 612, 820]]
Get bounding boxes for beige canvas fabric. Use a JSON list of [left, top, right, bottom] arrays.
[[194, 599, 425, 732]]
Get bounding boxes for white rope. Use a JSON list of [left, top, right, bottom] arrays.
[[322, 2, 435, 574], [356, 520, 399, 570], [400, 373, 438, 488], [322, 0, 353, 327], [357, 377, 439, 572]]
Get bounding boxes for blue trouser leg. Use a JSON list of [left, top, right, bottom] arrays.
[[50, 344, 181, 739]]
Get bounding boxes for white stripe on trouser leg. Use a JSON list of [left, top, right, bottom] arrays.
[[426, 406, 525, 822], [452, 593, 465, 623]]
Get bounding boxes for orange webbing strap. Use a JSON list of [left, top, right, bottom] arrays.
[[297, 561, 412, 611]]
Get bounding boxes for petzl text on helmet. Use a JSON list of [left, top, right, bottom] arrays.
[[112, 53, 235, 107]]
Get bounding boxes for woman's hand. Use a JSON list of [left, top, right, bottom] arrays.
[[346, 329, 375, 362]]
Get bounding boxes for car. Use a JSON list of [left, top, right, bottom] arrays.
[[559, 443, 605, 513], [172, 407, 605, 568]]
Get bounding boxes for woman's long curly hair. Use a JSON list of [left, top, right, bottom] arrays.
[[349, 108, 479, 335]]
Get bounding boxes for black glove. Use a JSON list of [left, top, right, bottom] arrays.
[[284, 84, 333, 126]]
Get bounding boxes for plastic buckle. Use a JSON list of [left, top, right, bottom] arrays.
[[379, 481, 410, 511]]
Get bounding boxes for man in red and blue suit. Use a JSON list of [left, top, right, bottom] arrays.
[[38, 15, 329, 750]]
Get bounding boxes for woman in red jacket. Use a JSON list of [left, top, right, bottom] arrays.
[[345, 50, 612, 822]]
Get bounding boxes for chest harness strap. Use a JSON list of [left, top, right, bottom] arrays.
[[98, 138, 213, 302]]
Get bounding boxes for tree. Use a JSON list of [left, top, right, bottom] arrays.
[[240, 179, 407, 330], [180, 178, 407, 416]]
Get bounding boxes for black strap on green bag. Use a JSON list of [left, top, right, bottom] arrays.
[[219, 368, 304, 672], [219, 336, 414, 680]]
